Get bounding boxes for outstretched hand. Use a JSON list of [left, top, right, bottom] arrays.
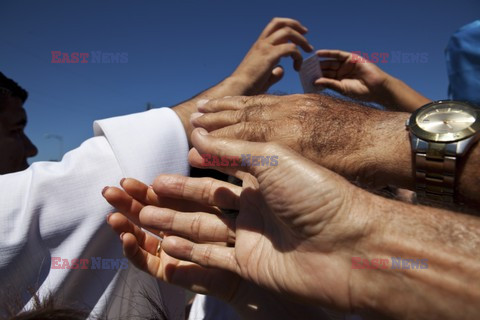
[[126, 129, 379, 311], [231, 17, 313, 95], [315, 49, 389, 102], [102, 176, 330, 319]]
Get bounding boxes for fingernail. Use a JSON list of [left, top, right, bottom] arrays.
[[190, 112, 204, 125], [120, 232, 125, 241], [102, 186, 109, 196], [223, 95, 232, 99], [120, 178, 126, 186], [196, 99, 209, 109], [197, 128, 208, 136], [106, 213, 112, 223]]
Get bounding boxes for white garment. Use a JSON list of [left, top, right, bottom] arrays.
[[189, 294, 240, 320], [0, 108, 189, 319]]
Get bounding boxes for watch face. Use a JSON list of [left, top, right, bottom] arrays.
[[409, 101, 480, 142]]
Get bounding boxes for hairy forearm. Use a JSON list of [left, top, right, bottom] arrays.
[[350, 195, 480, 319], [377, 75, 431, 112]]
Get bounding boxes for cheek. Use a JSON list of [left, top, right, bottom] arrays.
[[0, 138, 26, 168]]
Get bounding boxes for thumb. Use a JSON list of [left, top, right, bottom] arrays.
[[314, 78, 345, 94], [260, 66, 284, 93], [189, 128, 280, 179]]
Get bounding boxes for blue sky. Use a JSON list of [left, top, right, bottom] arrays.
[[1, 0, 479, 162]]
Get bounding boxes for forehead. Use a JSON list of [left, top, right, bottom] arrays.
[[0, 95, 27, 126]]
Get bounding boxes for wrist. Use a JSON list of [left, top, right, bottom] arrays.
[[226, 74, 257, 95], [372, 73, 398, 107], [357, 111, 413, 189], [348, 196, 480, 319], [346, 193, 408, 316], [341, 187, 389, 313]]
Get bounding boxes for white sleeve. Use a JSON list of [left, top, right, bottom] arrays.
[[0, 107, 188, 319]]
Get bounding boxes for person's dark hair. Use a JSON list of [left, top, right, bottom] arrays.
[[0, 72, 28, 103], [1, 288, 169, 320]]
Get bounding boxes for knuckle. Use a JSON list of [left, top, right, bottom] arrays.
[[271, 17, 281, 24], [281, 26, 293, 35], [202, 178, 216, 204], [286, 43, 297, 51], [233, 109, 244, 123], [202, 245, 214, 265], [157, 208, 174, 231], [265, 141, 284, 155], [238, 122, 250, 140], [190, 213, 202, 240]]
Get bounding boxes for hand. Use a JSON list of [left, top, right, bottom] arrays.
[[230, 17, 313, 95], [171, 17, 313, 145], [102, 177, 330, 319], [314, 49, 390, 103], [147, 128, 377, 310], [191, 94, 413, 189], [315, 49, 430, 111]]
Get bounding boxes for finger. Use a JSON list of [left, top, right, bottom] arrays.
[[198, 95, 280, 113], [120, 178, 160, 206], [209, 120, 301, 146], [122, 232, 164, 278], [107, 212, 158, 253], [197, 96, 250, 113], [268, 27, 313, 52], [190, 128, 280, 178], [153, 174, 241, 209], [188, 148, 252, 181], [162, 236, 239, 274], [320, 70, 338, 79], [192, 110, 243, 131], [195, 98, 300, 131], [313, 78, 345, 93], [121, 177, 222, 215], [260, 66, 284, 93], [272, 43, 303, 71], [103, 186, 145, 226], [316, 49, 350, 61], [276, 43, 304, 71], [319, 60, 341, 70], [139, 206, 236, 244], [260, 17, 308, 39], [122, 232, 242, 299], [103, 187, 169, 236]]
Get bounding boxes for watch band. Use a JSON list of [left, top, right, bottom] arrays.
[[412, 139, 458, 204]]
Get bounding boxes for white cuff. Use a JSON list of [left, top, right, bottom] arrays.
[[93, 107, 190, 183]]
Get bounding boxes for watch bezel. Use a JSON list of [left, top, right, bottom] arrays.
[[408, 100, 480, 142]]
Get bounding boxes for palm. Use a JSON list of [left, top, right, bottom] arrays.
[[228, 165, 355, 309], [336, 61, 384, 99], [104, 178, 327, 318], [317, 49, 387, 102]]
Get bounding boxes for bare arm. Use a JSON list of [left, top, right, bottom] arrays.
[[351, 194, 480, 319], [172, 17, 312, 143], [376, 75, 431, 112], [192, 94, 480, 208], [315, 49, 430, 112]]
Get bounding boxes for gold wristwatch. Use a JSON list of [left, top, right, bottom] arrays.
[[406, 100, 480, 204]]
